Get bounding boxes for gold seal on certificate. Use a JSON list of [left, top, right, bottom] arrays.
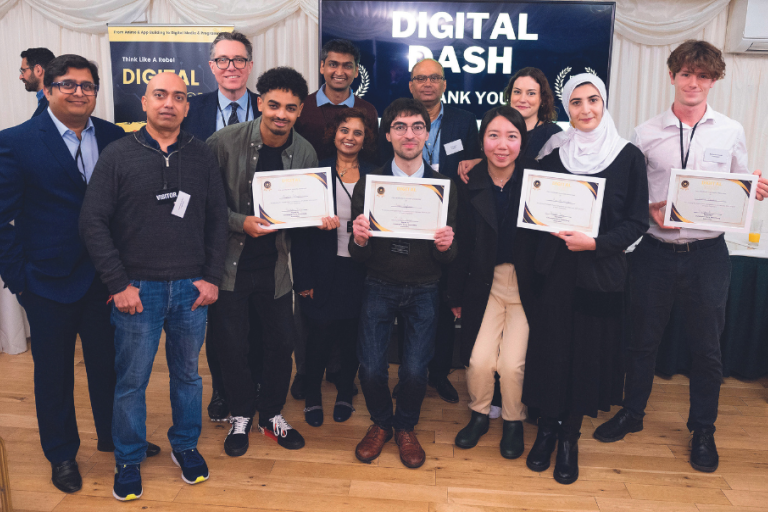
[[516, 169, 606, 237], [362, 174, 450, 240], [664, 169, 757, 233], [252, 168, 334, 229]]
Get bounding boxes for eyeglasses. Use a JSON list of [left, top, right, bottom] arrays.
[[19, 66, 31, 74], [391, 123, 426, 135], [212, 57, 250, 70], [412, 75, 444, 84], [50, 80, 99, 96]]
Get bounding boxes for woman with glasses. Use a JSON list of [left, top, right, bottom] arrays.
[[291, 108, 376, 426], [520, 74, 648, 484]]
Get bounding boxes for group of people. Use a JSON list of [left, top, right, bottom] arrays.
[[2, 31, 765, 503]]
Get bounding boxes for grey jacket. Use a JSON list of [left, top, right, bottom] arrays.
[[206, 117, 319, 294]]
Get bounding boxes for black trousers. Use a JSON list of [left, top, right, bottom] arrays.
[[208, 268, 295, 422], [21, 277, 116, 464], [304, 316, 359, 405]]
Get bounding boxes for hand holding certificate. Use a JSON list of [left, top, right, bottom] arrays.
[[252, 168, 334, 229], [663, 169, 757, 233], [361, 175, 451, 240], [516, 169, 606, 238]]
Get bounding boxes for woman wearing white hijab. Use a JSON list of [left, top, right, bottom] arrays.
[[518, 74, 649, 484]]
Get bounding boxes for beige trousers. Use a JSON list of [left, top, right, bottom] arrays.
[[466, 263, 529, 421]]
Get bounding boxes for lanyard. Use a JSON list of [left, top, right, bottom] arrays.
[[425, 121, 443, 164], [678, 119, 700, 170], [217, 94, 251, 127], [334, 164, 355, 202], [75, 143, 86, 182]]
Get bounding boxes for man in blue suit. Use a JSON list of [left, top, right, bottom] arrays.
[[181, 31, 261, 422], [0, 54, 157, 494], [377, 58, 481, 404], [19, 47, 55, 118]]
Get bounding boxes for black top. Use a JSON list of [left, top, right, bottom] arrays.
[[493, 168, 523, 265], [238, 133, 293, 271], [524, 122, 563, 160], [140, 127, 178, 154]]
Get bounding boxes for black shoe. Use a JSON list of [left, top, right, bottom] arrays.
[[290, 374, 306, 400], [455, 411, 489, 449], [224, 416, 252, 457], [392, 382, 400, 399], [51, 459, 82, 493], [429, 377, 459, 403], [500, 420, 524, 459], [593, 408, 643, 442], [304, 405, 324, 427], [526, 420, 559, 472], [553, 438, 579, 485], [97, 440, 160, 458], [333, 399, 355, 423], [207, 389, 229, 422], [260, 414, 305, 450], [690, 431, 718, 472]]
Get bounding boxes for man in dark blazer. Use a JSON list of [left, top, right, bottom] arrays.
[[180, 30, 261, 422], [377, 59, 481, 403], [19, 47, 55, 118], [0, 54, 159, 494]]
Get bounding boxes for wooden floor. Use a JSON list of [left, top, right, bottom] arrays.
[[2, 339, 768, 512]]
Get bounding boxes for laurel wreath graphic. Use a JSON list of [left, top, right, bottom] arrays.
[[554, 67, 572, 102], [585, 67, 598, 76], [356, 65, 370, 98]]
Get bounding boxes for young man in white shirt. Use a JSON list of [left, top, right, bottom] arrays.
[[593, 40, 768, 473]]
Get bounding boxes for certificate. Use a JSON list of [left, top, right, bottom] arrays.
[[516, 169, 606, 237], [664, 169, 757, 233], [252, 168, 334, 229], [363, 174, 450, 240]]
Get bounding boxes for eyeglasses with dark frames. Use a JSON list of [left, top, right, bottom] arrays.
[[212, 57, 250, 70], [411, 75, 445, 84], [50, 80, 99, 96]]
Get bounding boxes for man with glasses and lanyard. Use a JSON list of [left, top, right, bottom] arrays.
[[181, 30, 262, 423], [378, 58, 480, 404], [0, 54, 164, 494]]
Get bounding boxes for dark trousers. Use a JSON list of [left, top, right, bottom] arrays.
[[21, 277, 115, 464], [624, 236, 729, 434], [358, 277, 438, 431], [397, 299, 455, 380], [208, 268, 295, 423], [205, 303, 263, 396], [304, 316, 359, 405]]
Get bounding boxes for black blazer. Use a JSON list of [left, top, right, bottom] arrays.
[[0, 111, 126, 302], [377, 103, 481, 182], [447, 158, 540, 366], [181, 89, 259, 142], [291, 158, 374, 308], [32, 95, 49, 118]]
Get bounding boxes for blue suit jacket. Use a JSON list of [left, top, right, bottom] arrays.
[[0, 111, 126, 303], [32, 95, 49, 118], [377, 103, 481, 182], [181, 89, 260, 142]]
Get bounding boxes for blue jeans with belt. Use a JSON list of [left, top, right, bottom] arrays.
[[357, 277, 439, 431], [111, 278, 207, 465]]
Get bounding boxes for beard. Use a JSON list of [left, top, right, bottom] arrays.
[[23, 77, 39, 92]]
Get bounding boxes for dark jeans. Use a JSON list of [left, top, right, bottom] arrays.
[[21, 277, 115, 464], [304, 316, 359, 405], [208, 268, 295, 423], [358, 277, 438, 431], [397, 288, 455, 381], [624, 236, 729, 434], [206, 311, 262, 395]]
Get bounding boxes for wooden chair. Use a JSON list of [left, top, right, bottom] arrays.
[[0, 436, 11, 511]]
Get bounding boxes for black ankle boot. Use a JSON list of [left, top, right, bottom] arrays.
[[526, 418, 559, 472], [455, 411, 490, 449], [553, 437, 579, 484]]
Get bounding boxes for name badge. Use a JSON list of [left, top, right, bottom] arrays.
[[390, 241, 410, 255], [156, 187, 179, 205], [704, 148, 730, 164], [171, 191, 191, 218], [347, 220, 353, 233], [444, 139, 464, 155]]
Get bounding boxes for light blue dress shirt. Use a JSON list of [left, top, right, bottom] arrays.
[[215, 89, 254, 132], [36, 89, 45, 102], [391, 159, 425, 179], [47, 107, 98, 183], [423, 103, 444, 167], [316, 84, 355, 107]]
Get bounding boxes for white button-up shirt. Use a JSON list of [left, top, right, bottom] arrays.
[[632, 104, 749, 243]]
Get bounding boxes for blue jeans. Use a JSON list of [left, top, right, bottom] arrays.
[[357, 277, 438, 431], [624, 236, 730, 434], [111, 279, 207, 465]]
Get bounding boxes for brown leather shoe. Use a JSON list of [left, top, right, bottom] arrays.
[[355, 424, 393, 463], [395, 430, 426, 468]]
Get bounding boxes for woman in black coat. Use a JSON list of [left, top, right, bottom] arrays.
[[291, 108, 376, 427], [447, 106, 539, 459]]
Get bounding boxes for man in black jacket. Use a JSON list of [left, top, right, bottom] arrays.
[[351, 98, 457, 469], [80, 72, 228, 501], [179, 30, 262, 421]]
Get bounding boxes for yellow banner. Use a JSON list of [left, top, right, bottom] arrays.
[[108, 25, 233, 43]]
